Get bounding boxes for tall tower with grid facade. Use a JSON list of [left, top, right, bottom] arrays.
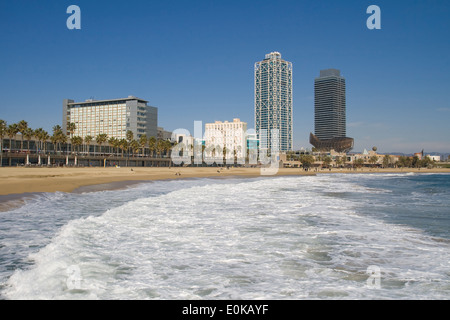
[[254, 52, 293, 152], [309, 69, 354, 153], [314, 69, 346, 140]]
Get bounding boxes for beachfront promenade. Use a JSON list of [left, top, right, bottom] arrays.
[[1, 151, 172, 168]]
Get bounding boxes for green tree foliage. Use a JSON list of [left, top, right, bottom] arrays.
[[369, 155, 379, 167], [300, 154, 315, 169], [382, 154, 391, 168], [353, 158, 365, 168], [71, 136, 83, 153], [17, 120, 29, 151], [322, 156, 332, 168], [6, 123, 19, 150]]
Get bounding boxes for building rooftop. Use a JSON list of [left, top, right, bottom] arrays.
[[68, 96, 148, 106], [318, 69, 341, 78], [209, 118, 246, 125]]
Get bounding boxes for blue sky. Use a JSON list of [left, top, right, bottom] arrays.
[[0, 0, 449, 153]]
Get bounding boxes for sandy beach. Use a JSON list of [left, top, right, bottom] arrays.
[[0, 166, 308, 196], [0, 166, 449, 197]]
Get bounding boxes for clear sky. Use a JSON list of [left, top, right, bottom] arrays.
[[0, 0, 449, 153]]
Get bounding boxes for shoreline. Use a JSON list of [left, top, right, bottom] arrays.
[[0, 166, 449, 212], [0, 166, 318, 196]]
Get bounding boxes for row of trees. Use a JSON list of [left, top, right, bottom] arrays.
[[0, 119, 174, 158], [352, 155, 436, 169], [67, 130, 173, 158], [287, 152, 437, 169], [287, 153, 378, 169], [396, 155, 435, 168], [1, 119, 444, 167], [0, 120, 36, 153]]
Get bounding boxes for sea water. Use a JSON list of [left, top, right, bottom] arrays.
[[0, 173, 449, 299]]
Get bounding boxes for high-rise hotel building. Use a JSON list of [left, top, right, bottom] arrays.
[[310, 69, 353, 152], [63, 96, 158, 139], [255, 52, 293, 152]]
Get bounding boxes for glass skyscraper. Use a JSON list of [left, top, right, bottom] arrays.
[[314, 69, 346, 140], [310, 69, 354, 153], [254, 52, 293, 152]]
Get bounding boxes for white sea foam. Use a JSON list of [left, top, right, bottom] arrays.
[[2, 174, 450, 299]]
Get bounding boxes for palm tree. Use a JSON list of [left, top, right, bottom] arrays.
[[84, 135, 93, 155], [66, 122, 76, 153], [164, 140, 172, 158], [44, 131, 50, 153], [59, 132, 68, 153], [156, 139, 165, 158], [202, 144, 207, 162], [108, 137, 117, 156], [34, 128, 49, 154], [17, 120, 28, 152], [40, 130, 50, 154], [34, 128, 43, 153], [52, 125, 62, 134], [52, 125, 64, 153], [114, 137, 122, 156], [71, 136, 83, 153], [222, 146, 228, 164], [148, 136, 156, 157], [205, 144, 214, 160], [130, 140, 140, 157], [210, 144, 218, 159], [118, 139, 128, 158], [23, 127, 34, 153], [95, 133, 108, 156], [189, 143, 195, 160], [0, 120, 6, 166], [67, 122, 76, 138], [139, 134, 148, 157], [50, 134, 59, 154], [124, 130, 134, 157], [6, 123, 19, 152]]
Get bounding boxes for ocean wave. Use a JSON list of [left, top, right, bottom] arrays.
[[2, 175, 450, 299]]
